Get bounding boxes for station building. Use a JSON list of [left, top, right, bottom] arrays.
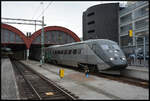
[[119, 1, 149, 56]]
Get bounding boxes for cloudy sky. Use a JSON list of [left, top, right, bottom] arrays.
[[2, 1, 127, 38]]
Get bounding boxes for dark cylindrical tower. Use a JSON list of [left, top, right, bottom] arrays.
[[83, 3, 119, 43]]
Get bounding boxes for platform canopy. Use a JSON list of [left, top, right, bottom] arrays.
[[1, 23, 81, 49], [1, 23, 30, 48], [29, 26, 81, 46]]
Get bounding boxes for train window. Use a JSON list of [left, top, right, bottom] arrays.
[[55, 50, 57, 54], [78, 49, 81, 54], [73, 49, 77, 54], [58, 50, 60, 54], [61, 50, 63, 54], [69, 50, 72, 54], [101, 45, 109, 50], [64, 50, 67, 54]]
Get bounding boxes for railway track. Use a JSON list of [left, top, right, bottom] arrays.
[[91, 72, 149, 89], [11, 60, 79, 100]]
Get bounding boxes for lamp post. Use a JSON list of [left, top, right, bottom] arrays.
[[40, 2, 45, 66], [40, 16, 44, 66]]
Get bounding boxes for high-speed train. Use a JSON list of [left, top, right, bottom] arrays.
[[45, 39, 128, 74]]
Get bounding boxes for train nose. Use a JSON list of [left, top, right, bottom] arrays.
[[110, 56, 127, 65]]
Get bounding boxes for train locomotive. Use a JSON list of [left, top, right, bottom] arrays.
[[44, 39, 128, 74]]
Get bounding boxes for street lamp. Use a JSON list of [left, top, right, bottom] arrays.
[[40, 2, 45, 66]]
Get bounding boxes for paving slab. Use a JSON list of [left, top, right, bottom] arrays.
[[121, 66, 149, 80], [1, 58, 20, 100]]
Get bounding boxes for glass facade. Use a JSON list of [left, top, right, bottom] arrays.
[[119, 1, 149, 56]]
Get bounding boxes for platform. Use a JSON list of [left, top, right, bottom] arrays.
[[121, 66, 149, 81], [1, 58, 20, 100], [20, 60, 149, 100]]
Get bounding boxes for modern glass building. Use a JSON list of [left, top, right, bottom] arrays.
[[119, 1, 149, 57]]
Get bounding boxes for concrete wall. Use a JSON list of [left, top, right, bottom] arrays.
[[83, 3, 119, 44]]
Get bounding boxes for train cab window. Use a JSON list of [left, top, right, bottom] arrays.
[[112, 45, 120, 50], [101, 45, 109, 50], [73, 49, 77, 55]]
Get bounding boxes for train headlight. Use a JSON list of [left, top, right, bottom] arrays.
[[122, 57, 126, 61], [110, 58, 114, 61], [114, 50, 118, 52]]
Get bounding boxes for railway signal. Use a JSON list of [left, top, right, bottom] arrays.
[[128, 30, 133, 37], [59, 69, 64, 79]]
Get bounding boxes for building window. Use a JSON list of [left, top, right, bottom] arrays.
[[88, 30, 95, 33], [87, 12, 95, 17], [134, 5, 149, 19], [120, 24, 132, 34], [88, 21, 95, 25], [135, 18, 148, 30], [120, 35, 132, 46]]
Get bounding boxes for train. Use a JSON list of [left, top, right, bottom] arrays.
[[1, 47, 13, 58], [43, 39, 128, 74]]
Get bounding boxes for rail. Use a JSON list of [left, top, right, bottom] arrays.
[[12, 60, 78, 100]]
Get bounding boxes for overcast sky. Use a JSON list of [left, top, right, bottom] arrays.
[[2, 1, 127, 38]]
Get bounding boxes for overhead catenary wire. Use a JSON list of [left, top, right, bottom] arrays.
[[35, 1, 53, 20], [31, 3, 43, 20]]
